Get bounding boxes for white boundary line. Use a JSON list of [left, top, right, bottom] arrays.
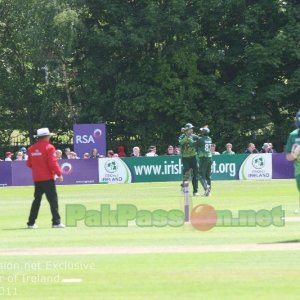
[[1, 243, 300, 256], [62, 279, 82, 283]]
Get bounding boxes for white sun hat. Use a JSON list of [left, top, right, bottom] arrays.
[[34, 128, 55, 138]]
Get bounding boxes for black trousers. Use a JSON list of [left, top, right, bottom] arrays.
[[27, 180, 61, 226], [198, 157, 213, 191], [182, 156, 198, 194]]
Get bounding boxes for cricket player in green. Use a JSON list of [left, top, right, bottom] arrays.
[[285, 111, 300, 195], [179, 123, 199, 196], [197, 127, 212, 197]]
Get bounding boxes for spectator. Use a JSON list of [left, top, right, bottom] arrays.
[[174, 146, 181, 155], [113, 153, 119, 157], [83, 153, 90, 159], [166, 145, 174, 155], [20, 147, 28, 160], [131, 146, 141, 157], [146, 145, 158, 157], [260, 143, 272, 153], [90, 148, 100, 159], [222, 143, 235, 155], [245, 143, 259, 154], [268, 143, 277, 153], [15, 152, 24, 161], [117, 146, 126, 157], [70, 151, 79, 159], [107, 150, 114, 158], [210, 144, 220, 155], [5, 152, 14, 161], [56, 150, 63, 160], [63, 148, 71, 159]]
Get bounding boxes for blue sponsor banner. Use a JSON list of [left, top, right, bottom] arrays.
[[57, 159, 99, 185], [73, 124, 106, 158], [11, 161, 32, 186], [272, 153, 294, 179], [0, 161, 12, 186], [11, 160, 99, 186]]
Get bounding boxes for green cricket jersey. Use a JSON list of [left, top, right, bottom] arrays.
[[197, 136, 212, 158], [179, 134, 198, 157], [285, 129, 300, 176], [222, 150, 235, 155]]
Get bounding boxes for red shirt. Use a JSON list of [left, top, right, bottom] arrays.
[[27, 140, 62, 182]]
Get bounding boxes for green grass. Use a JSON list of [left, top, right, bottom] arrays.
[[1, 180, 300, 299]]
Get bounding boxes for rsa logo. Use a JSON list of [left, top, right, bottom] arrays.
[[75, 129, 102, 144]]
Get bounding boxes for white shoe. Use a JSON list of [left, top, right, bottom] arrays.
[[193, 192, 199, 197], [27, 224, 38, 229], [52, 223, 65, 228], [206, 186, 211, 196], [201, 192, 208, 197]]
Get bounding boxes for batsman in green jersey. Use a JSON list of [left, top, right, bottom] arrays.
[[197, 127, 212, 197], [179, 123, 199, 196], [285, 111, 300, 195]]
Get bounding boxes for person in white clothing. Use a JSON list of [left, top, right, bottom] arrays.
[[145, 146, 158, 157], [4, 152, 14, 161]]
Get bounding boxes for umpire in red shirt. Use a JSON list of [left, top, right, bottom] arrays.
[[26, 128, 64, 229]]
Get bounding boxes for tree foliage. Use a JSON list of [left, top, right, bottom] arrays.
[[0, 0, 299, 152]]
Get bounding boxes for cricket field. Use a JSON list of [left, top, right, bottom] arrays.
[[1, 180, 300, 299]]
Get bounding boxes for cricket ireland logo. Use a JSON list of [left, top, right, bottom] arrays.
[[252, 155, 265, 169], [105, 159, 119, 173], [239, 154, 272, 180], [99, 158, 132, 184]]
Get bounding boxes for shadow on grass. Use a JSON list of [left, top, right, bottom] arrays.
[[2, 228, 30, 230], [261, 239, 300, 244], [2, 228, 51, 231]]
